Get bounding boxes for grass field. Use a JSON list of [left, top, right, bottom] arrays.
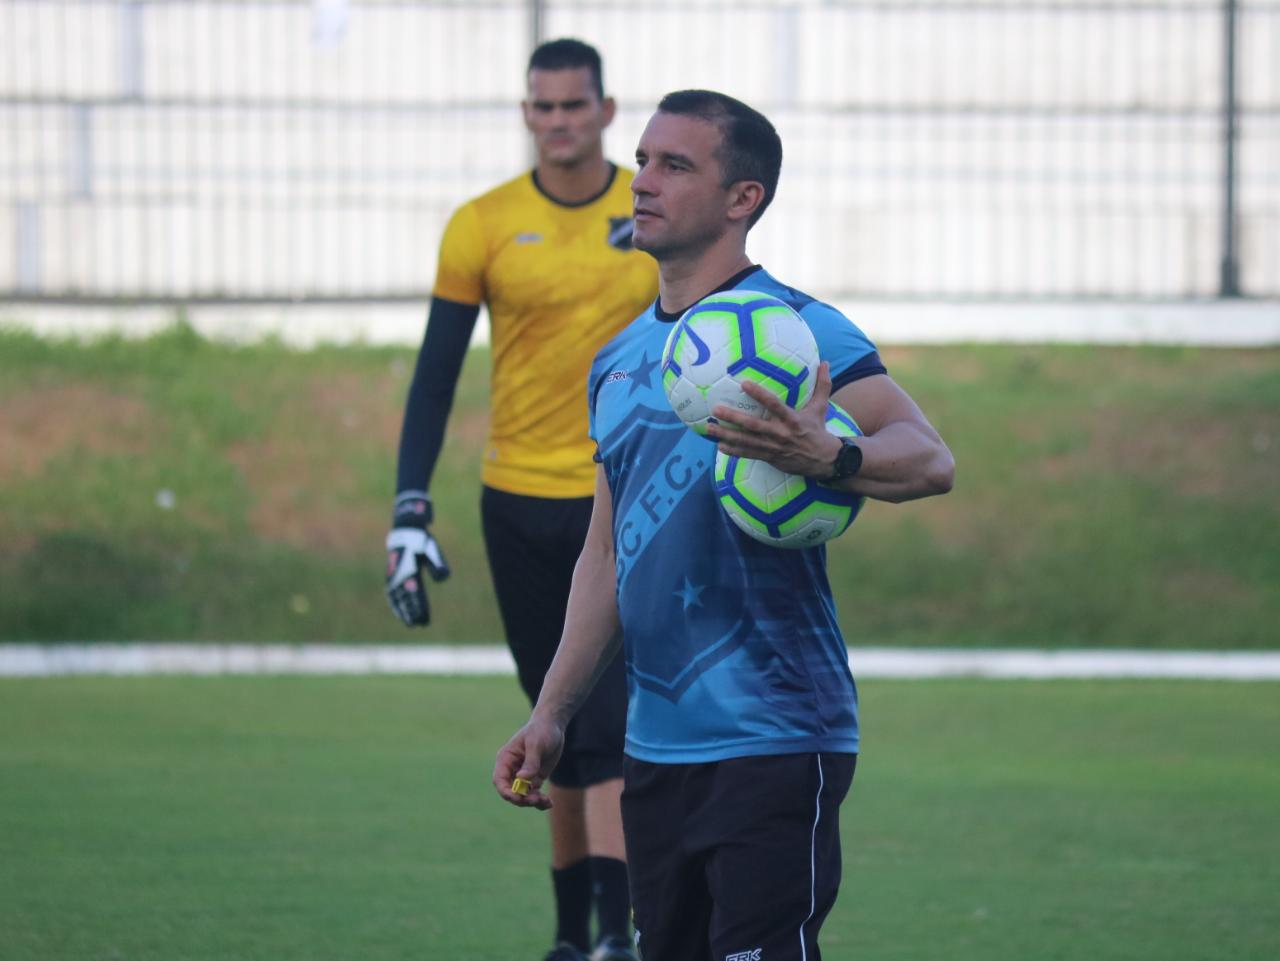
[[1, 675, 1277, 961], [1, 324, 1278, 646]]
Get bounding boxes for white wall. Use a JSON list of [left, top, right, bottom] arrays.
[[2, 0, 1278, 300]]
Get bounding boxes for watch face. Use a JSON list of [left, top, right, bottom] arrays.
[[835, 439, 863, 478]]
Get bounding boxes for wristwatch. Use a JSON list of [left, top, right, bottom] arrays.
[[822, 436, 863, 483]]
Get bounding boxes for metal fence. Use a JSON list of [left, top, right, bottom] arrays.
[[2, 0, 1278, 302]]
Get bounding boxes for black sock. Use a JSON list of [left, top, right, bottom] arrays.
[[589, 855, 631, 941], [552, 859, 592, 951]]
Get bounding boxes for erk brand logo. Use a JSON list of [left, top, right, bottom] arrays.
[[726, 950, 762, 961]]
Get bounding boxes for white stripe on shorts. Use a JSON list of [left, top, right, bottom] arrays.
[[799, 754, 826, 961]]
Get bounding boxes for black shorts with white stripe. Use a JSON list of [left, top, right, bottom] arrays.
[[480, 485, 627, 788], [621, 752, 857, 961]]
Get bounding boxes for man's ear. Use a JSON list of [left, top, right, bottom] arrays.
[[600, 96, 617, 129], [726, 180, 766, 225]]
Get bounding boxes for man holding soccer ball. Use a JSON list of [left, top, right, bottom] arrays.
[[387, 39, 657, 961], [495, 90, 954, 961]]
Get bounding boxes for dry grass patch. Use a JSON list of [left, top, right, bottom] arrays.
[[226, 375, 392, 551], [880, 345, 987, 384], [227, 438, 381, 552], [1035, 405, 1279, 501], [0, 384, 157, 481]]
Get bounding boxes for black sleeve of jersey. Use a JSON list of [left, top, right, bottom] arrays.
[[394, 296, 481, 495], [831, 351, 888, 393]]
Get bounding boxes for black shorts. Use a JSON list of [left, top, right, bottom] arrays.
[[621, 752, 857, 961], [481, 485, 627, 789]]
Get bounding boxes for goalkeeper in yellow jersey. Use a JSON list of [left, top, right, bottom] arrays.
[[385, 38, 657, 961]]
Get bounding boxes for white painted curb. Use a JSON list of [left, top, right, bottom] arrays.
[[838, 300, 1280, 347], [0, 644, 516, 677], [845, 648, 1280, 680], [2, 645, 1278, 680], [4, 301, 1279, 348]]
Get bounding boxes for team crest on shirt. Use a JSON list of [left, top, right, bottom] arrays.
[[607, 216, 635, 251]]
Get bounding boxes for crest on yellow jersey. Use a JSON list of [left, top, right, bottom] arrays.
[[607, 217, 635, 251]]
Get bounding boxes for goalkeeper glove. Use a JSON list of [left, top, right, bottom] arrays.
[[385, 491, 450, 627]]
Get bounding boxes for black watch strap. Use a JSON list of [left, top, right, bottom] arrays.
[[823, 437, 863, 483]]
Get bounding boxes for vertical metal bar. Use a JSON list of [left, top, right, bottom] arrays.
[[774, 7, 799, 111], [60, 0, 78, 294], [526, 0, 544, 170], [208, 0, 223, 297], [192, 0, 207, 297], [4, 1, 19, 296], [529, 0, 544, 51], [117, 8, 134, 298], [1220, 0, 1240, 297], [79, 0, 94, 292], [68, 104, 93, 200], [120, 0, 144, 101], [16, 201, 42, 292]]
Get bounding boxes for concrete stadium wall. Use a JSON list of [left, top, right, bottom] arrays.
[[3, 0, 1278, 301]]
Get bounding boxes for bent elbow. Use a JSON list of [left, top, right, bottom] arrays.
[[928, 449, 956, 496]]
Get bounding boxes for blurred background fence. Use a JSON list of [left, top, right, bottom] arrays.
[[2, 0, 1278, 304]]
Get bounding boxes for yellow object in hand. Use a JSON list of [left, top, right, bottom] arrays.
[[511, 777, 531, 796]]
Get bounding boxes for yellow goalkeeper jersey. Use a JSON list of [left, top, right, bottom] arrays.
[[432, 165, 658, 498]]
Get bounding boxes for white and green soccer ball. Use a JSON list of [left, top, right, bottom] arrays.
[[661, 290, 819, 436], [714, 402, 866, 549]]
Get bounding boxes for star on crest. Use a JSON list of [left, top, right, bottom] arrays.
[[629, 352, 659, 395], [674, 576, 706, 610]]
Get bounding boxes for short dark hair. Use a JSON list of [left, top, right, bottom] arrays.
[[656, 90, 782, 228], [528, 38, 604, 100]]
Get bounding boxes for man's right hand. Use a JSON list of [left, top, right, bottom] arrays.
[[493, 715, 566, 810], [385, 491, 450, 627]]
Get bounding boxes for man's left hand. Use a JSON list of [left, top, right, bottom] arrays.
[[706, 360, 842, 477]]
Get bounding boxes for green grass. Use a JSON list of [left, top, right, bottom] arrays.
[[0, 676, 1277, 960], [1, 323, 1278, 645]]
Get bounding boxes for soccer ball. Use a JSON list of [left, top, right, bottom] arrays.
[[661, 290, 819, 436], [714, 402, 866, 549]]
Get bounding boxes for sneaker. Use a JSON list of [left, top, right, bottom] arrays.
[[543, 944, 589, 961], [591, 934, 639, 961]]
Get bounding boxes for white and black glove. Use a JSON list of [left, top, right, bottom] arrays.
[[385, 491, 450, 626]]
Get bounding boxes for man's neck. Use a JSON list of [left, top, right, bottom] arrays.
[[534, 154, 613, 205], [657, 237, 753, 315]]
